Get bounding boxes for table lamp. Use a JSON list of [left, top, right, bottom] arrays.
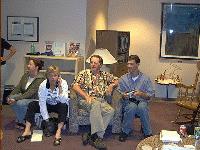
[[86, 48, 117, 72]]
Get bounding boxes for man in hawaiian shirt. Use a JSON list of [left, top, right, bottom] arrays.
[[72, 55, 118, 150]]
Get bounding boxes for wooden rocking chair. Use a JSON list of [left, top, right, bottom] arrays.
[[173, 72, 200, 124]]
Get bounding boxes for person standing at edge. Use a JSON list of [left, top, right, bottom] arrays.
[[1, 38, 16, 66], [1, 37, 16, 150], [1, 38, 16, 99]]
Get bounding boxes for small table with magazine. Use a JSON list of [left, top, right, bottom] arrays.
[[136, 135, 195, 150]]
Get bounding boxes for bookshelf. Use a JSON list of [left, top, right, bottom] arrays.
[[24, 55, 84, 86]]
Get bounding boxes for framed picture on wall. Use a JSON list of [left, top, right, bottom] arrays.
[[7, 16, 39, 42], [160, 3, 200, 59]]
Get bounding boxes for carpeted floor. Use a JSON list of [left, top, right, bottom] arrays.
[[2, 100, 180, 150]]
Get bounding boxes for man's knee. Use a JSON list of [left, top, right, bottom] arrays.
[[125, 103, 137, 113], [91, 100, 101, 109], [138, 103, 149, 112], [128, 102, 138, 109], [92, 100, 101, 105], [108, 106, 115, 116]]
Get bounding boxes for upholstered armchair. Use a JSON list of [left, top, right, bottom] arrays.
[[68, 88, 122, 134]]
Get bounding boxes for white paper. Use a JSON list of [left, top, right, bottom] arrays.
[[11, 22, 23, 35], [141, 145, 152, 150], [160, 130, 181, 143], [162, 145, 194, 150], [53, 42, 66, 56], [23, 23, 34, 36], [31, 130, 43, 142]]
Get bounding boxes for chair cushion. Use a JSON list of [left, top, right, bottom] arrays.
[[176, 100, 199, 110], [78, 109, 90, 117]]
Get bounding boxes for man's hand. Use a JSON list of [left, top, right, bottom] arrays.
[[106, 80, 118, 95], [85, 95, 94, 104], [7, 98, 16, 104], [123, 91, 135, 99], [1, 57, 5, 62], [133, 90, 149, 99]]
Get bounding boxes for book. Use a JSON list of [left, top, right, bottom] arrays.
[[66, 42, 80, 57], [194, 127, 200, 140], [160, 130, 181, 143], [44, 41, 66, 56], [31, 130, 43, 142]]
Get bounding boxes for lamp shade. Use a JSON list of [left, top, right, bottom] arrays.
[[86, 48, 117, 64]]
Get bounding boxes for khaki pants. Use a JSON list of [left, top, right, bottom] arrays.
[[79, 98, 114, 138]]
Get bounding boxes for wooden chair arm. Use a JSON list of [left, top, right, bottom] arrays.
[[176, 83, 195, 89]]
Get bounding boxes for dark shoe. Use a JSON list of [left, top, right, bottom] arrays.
[[53, 138, 61, 146], [43, 128, 52, 137], [82, 133, 91, 145], [16, 135, 31, 143], [119, 132, 128, 142], [93, 137, 107, 150], [144, 134, 153, 139], [16, 122, 25, 130]]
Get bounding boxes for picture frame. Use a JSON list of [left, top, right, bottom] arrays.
[[160, 3, 200, 59], [7, 16, 39, 42], [118, 32, 130, 54]]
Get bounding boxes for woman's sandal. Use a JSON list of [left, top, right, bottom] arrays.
[[53, 137, 62, 146], [16, 135, 32, 143]]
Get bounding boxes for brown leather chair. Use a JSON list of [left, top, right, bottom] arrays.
[[173, 72, 200, 124]]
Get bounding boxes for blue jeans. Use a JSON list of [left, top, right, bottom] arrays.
[[11, 98, 35, 123], [121, 100, 152, 136]]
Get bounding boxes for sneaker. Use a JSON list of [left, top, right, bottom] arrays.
[[119, 132, 129, 142], [82, 132, 91, 145], [93, 137, 107, 150], [144, 134, 153, 139]]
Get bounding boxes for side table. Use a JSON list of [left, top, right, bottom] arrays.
[[136, 135, 195, 150]]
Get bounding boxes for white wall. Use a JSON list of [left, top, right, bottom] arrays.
[[86, 0, 108, 58], [108, 0, 200, 85], [2, 0, 87, 85], [3, 0, 200, 86]]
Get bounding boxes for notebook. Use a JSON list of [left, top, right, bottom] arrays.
[[31, 130, 43, 142]]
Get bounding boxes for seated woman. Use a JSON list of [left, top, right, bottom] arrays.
[[16, 65, 69, 146], [7, 58, 45, 129]]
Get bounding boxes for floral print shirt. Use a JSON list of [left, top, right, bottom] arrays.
[[73, 69, 118, 98]]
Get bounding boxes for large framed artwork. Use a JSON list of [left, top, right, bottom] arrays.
[[160, 3, 200, 59], [7, 16, 39, 42]]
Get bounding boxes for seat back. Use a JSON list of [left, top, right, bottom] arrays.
[[177, 72, 199, 100]]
